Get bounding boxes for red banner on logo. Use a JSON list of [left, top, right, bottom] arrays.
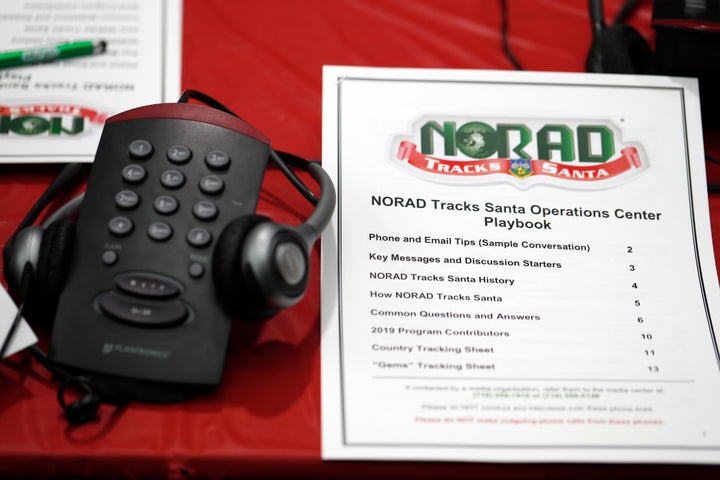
[[0, 104, 107, 124], [397, 141, 642, 182]]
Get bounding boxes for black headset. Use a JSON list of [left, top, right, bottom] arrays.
[[212, 151, 335, 320], [3, 92, 335, 322], [2, 163, 87, 327], [1, 91, 336, 423], [3, 155, 335, 322]]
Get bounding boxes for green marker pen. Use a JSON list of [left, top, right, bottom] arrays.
[[0, 40, 107, 69]]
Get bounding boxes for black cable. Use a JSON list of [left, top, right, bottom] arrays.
[[503, 0, 717, 191], [27, 344, 104, 424], [0, 260, 103, 424], [270, 149, 319, 206], [27, 345, 70, 379], [613, 0, 639, 25], [178, 89, 232, 113], [178, 89, 253, 126], [177, 89, 320, 206], [589, 0, 607, 31], [499, 0, 524, 70]]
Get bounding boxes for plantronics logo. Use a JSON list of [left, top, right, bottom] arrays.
[[0, 102, 108, 137], [391, 116, 647, 190], [102, 342, 171, 360]]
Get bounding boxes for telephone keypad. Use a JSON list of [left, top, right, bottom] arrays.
[[110, 139, 235, 253], [49, 102, 270, 386]]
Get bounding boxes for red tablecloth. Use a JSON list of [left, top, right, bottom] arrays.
[[1, 1, 720, 478]]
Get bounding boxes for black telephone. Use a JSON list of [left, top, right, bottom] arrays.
[[3, 91, 335, 413]]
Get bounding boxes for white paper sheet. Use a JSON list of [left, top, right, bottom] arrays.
[[0, 285, 36, 359], [0, 0, 182, 163], [320, 66, 720, 463]]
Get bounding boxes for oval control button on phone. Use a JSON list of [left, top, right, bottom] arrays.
[[98, 292, 188, 327]]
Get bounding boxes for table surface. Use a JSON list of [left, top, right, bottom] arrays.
[[2, 0, 720, 478]]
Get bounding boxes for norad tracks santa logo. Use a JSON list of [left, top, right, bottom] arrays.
[[392, 116, 646, 189], [0, 102, 107, 138]]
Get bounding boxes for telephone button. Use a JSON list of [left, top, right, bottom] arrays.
[[205, 150, 230, 170], [98, 291, 188, 327], [186, 227, 212, 248], [160, 169, 185, 189], [154, 195, 179, 214], [128, 139, 153, 159], [199, 175, 224, 195], [193, 200, 218, 220], [147, 222, 173, 241], [167, 145, 192, 164], [122, 164, 146, 184], [188, 262, 205, 278], [102, 250, 118, 266], [115, 272, 182, 299], [115, 190, 140, 210], [109, 216, 133, 236]]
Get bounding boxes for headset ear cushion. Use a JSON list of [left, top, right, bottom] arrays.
[[27, 220, 76, 323], [212, 214, 280, 321]]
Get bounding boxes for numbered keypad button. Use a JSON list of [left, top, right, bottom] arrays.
[[186, 227, 212, 248], [122, 164, 146, 184], [167, 145, 192, 164], [148, 222, 173, 241], [160, 169, 185, 189], [154, 195, 179, 215], [109, 216, 133, 236], [193, 200, 218, 221], [199, 175, 224, 195], [115, 190, 140, 210], [205, 150, 230, 170], [129, 139, 153, 159]]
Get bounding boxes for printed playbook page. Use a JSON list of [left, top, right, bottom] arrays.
[[0, 0, 181, 163], [320, 67, 720, 464]]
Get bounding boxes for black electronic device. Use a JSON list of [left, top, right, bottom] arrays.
[[51, 101, 271, 387], [3, 91, 336, 414]]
